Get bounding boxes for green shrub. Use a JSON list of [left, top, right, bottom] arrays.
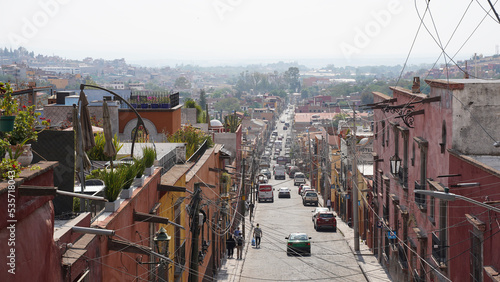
[[101, 168, 125, 202], [142, 146, 156, 168], [134, 158, 145, 178], [120, 164, 137, 189], [86, 133, 123, 161]]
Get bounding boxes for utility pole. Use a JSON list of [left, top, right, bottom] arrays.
[[188, 183, 202, 282], [240, 158, 246, 238], [307, 128, 313, 188], [352, 104, 360, 252]]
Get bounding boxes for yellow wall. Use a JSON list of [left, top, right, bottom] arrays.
[[158, 175, 186, 281]]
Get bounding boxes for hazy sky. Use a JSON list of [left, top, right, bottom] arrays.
[[1, 0, 499, 67]]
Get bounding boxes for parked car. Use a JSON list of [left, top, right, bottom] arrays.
[[278, 187, 291, 198], [311, 207, 330, 221], [257, 174, 268, 184], [303, 191, 318, 206], [286, 233, 311, 256], [287, 166, 299, 178], [301, 188, 314, 198], [294, 172, 306, 186], [260, 169, 272, 179], [314, 212, 337, 232], [298, 184, 310, 195]]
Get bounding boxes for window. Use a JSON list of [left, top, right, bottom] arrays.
[[440, 120, 447, 154], [382, 121, 386, 147], [401, 128, 409, 188], [386, 124, 390, 146], [414, 137, 428, 209], [470, 232, 482, 281], [411, 143, 415, 167], [398, 244, 408, 269], [429, 194, 435, 225], [432, 232, 445, 265]]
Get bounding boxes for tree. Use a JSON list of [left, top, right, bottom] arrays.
[[284, 67, 300, 92], [184, 99, 206, 123], [214, 97, 240, 112], [174, 77, 191, 89], [167, 125, 213, 159], [199, 89, 207, 109]]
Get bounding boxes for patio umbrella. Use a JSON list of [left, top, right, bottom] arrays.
[[103, 100, 117, 166], [80, 90, 95, 151], [73, 106, 91, 175]]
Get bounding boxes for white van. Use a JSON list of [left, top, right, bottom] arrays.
[[258, 184, 274, 203]]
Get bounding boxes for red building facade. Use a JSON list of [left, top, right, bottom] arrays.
[[372, 78, 500, 281]]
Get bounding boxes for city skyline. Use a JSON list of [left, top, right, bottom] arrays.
[[1, 0, 499, 68]]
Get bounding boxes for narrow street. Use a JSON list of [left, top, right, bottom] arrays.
[[239, 177, 366, 281], [236, 111, 366, 281]]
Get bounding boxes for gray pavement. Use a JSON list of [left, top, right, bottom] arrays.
[[216, 193, 392, 282]]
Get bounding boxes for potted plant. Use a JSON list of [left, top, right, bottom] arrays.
[[86, 132, 123, 161], [4, 105, 50, 166], [161, 95, 170, 108], [101, 167, 125, 212], [0, 82, 18, 132], [119, 163, 137, 199], [150, 96, 159, 108], [142, 146, 156, 176], [133, 157, 146, 187]]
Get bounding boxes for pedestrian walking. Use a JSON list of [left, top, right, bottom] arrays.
[[226, 235, 235, 258], [236, 234, 244, 259], [326, 199, 331, 211], [253, 223, 262, 248], [234, 227, 241, 237]]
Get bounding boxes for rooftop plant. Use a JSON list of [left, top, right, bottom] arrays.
[[142, 146, 156, 168]]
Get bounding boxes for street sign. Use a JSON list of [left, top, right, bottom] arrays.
[[387, 231, 397, 239]]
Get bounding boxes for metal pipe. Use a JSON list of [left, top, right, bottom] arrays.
[[72, 226, 115, 236], [57, 190, 107, 201]]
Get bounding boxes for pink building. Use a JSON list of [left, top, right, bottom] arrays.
[[372, 78, 500, 281]]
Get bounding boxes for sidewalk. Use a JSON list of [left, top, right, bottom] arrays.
[[216, 212, 255, 282], [216, 195, 392, 282], [317, 193, 392, 282]]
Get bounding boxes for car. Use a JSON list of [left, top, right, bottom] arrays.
[[278, 187, 291, 198], [260, 169, 271, 179], [257, 174, 268, 184], [286, 233, 311, 256], [274, 168, 286, 180], [314, 212, 337, 231], [287, 166, 299, 178], [311, 207, 330, 221], [294, 172, 306, 186], [298, 184, 309, 195], [301, 188, 314, 198], [303, 191, 318, 206], [283, 126, 287, 130]]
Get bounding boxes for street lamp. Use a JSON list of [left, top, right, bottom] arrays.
[[390, 155, 401, 175], [154, 227, 171, 256], [414, 190, 500, 213]]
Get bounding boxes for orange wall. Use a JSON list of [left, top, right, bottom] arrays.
[[118, 106, 181, 136]]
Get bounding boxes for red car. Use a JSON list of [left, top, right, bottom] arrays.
[[314, 212, 337, 232]]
